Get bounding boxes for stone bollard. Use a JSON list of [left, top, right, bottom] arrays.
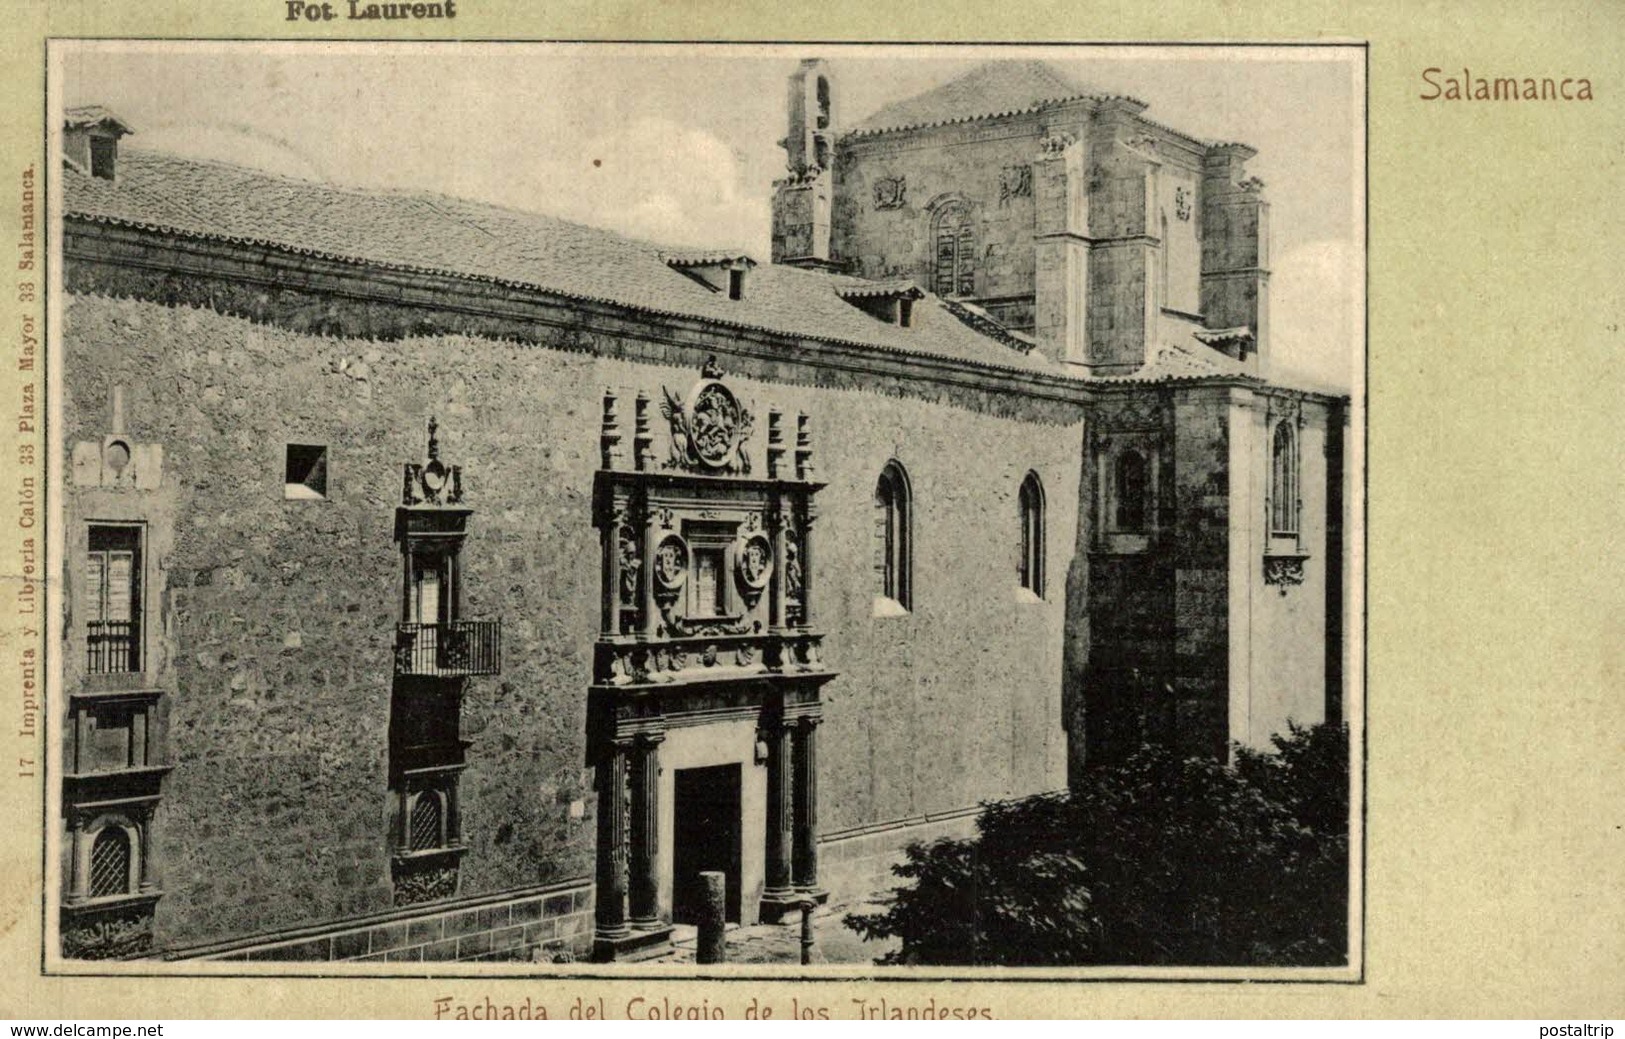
[[696, 872, 727, 964], [799, 900, 816, 966]]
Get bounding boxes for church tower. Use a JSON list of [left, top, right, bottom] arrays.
[[770, 59, 839, 270]]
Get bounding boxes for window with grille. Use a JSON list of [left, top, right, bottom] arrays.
[[933, 204, 976, 298], [1019, 472, 1046, 598], [875, 461, 912, 610], [88, 826, 132, 898], [1114, 451, 1150, 533], [1270, 421, 1299, 536], [86, 525, 141, 674], [410, 791, 445, 852]]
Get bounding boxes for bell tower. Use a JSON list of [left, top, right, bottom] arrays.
[[771, 59, 839, 270]]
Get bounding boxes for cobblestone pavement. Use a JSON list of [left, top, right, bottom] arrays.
[[647, 893, 898, 965]]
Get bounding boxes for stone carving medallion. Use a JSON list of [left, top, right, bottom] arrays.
[[661, 359, 754, 474], [393, 862, 459, 907], [736, 532, 774, 591], [1263, 555, 1307, 593], [999, 165, 1032, 205], [1175, 186, 1192, 221], [653, 534, 689, 591], [872, 175, 907, 210], [403, 416, 464, 506], [1039, 131, 1076, 157]]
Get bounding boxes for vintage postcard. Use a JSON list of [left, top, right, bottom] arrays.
[[0, 0, 1618, 1023]]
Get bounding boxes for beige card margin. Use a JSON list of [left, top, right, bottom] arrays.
[[0, 0, 1619, 1020]]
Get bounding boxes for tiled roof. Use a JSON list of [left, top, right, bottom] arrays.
[[65, 105, 135, 134], [63, 148, 1066, 378], [1091, 339, 1260, 385], [835, 280, 923, 300], [662, 250, 755, 269], [850, 61, 1112, 136]]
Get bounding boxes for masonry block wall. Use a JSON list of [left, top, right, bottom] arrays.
[[832, 111, 1086, 329], [61, 254, 1078, 952], [831, 100, 1229, 377]]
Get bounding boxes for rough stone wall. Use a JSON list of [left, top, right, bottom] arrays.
[[1169, 390, 1235, 760], [832, 118, 1049, 309], [1086, 246, 1153, 372], [61, 274, 1079, 949]]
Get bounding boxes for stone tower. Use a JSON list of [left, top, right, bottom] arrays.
[[770, 59, 839, 270]]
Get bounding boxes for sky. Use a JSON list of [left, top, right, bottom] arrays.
[[58, 42, 1361, 390]]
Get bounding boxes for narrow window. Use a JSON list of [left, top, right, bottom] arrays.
[[693, 547, 727, 617], [899, 298, 914, 328], [875, 461, 912, 610], [1019, 472, 1046, 598], [88, 827, 132, 898], [815, 76, 831, 130], [86, 525, 141, 674], [1271, 421, 1299, 536], [1114, 450, 1150, 533], [410, 791, 445, 852], [284, 444, 328, 500], [1160, 212, 1170, 308], [728, 268, 745, 301], [933, 204, 976, 298]]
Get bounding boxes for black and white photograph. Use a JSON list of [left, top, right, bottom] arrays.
[[46, 41, 1364, 975]]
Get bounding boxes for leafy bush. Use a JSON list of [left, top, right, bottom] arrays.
[[845, 722, 1349, 967]]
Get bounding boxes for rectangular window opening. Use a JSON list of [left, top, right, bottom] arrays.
[[87, 524, 142, 674], [694, 548, 726, 617], [284, 444, 328, 500]]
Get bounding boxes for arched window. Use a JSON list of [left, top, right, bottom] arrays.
[[1114, 450, 1150, 533], [1018, 472, 1046, 598], [410, 790, 446, 852], [875, 461, 912, 610], [88, 826, 131, 899], [932, 203, 976, 298], [1270, 421, 1299, 536]]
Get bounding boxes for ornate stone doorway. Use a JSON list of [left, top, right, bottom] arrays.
[[588, 361, 834, 961]]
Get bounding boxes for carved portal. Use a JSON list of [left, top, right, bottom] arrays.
[[591, 362, 834, 959]]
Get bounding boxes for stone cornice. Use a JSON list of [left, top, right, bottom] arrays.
[[64, 217, 1101, 412]]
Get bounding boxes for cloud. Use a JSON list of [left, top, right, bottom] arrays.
[[1270, 238, 1361, 392], [505, 116, 772, 256]]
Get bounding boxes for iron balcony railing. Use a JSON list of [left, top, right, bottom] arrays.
[[87, 620, 140, 674], [394, 620, 502, 678]]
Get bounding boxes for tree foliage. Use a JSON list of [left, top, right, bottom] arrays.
[[845, 722, 1349, 967]]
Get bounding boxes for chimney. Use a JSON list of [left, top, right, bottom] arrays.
[[64, 105, 134, 182]]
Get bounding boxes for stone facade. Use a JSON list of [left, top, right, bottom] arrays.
[[53, 60, 1348, 963]]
